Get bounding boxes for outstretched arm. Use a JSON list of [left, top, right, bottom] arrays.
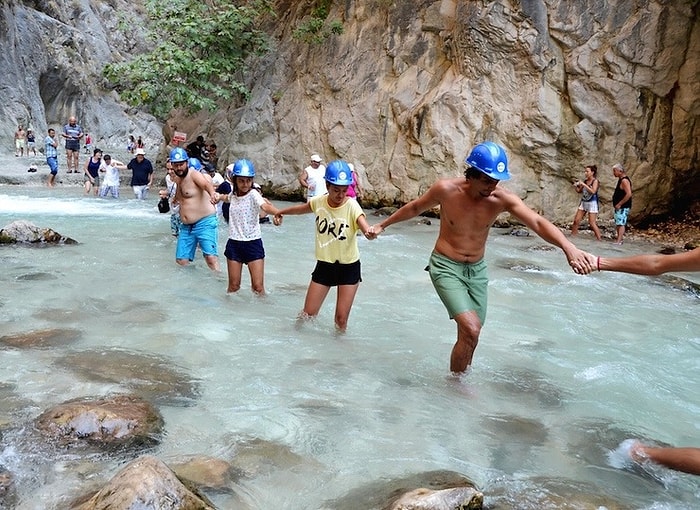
[[506, 195, 594, 274], [598, 247, 700, 275], [273, 202, 313, 225], [632, 442, 700, 475], [368, 185, 441, 238]]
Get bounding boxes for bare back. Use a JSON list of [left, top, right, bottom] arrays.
[[175, 170, 216, 224]]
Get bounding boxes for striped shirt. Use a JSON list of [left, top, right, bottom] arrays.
[[44, 135, 58, 158]]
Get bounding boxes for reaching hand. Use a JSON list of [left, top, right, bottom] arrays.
[[273, 214, 283, 226], [567, 250, 597, 274]]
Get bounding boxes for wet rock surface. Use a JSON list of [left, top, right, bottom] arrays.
[[0, 220, 77, 244], [35, 394, 164, 450], [71, 455, 215, 510]]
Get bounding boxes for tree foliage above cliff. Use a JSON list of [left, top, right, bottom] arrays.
[[104, 0, 272, 119]]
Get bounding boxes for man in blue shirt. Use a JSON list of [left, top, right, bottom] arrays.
[[127, 148, 154, 199], [45, 128, 59, 188]]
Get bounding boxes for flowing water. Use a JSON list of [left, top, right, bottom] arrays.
[[0, 185, 698, 509]]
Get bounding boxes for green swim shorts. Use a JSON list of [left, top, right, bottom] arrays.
[[428, 251, 488, 324]]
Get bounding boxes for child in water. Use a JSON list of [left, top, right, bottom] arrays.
[[214, 159, 281, 295], [273, 160, 373, 332]]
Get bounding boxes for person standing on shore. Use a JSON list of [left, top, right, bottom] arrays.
[[611, 163, 632, 245], [368, 142, 594, 374], [45, 128, 59, 188], [170, 148, 220, 271], [61, 116, 83, 174], [14, 125, 26, 157], [26, 129, 37, 156], [571, 164, 602, 240]]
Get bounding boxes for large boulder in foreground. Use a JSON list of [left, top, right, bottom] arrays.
[[35, 394, 163, 450], [0, 220, 77, 244], [388, 487, 483, 510], [71, 455, 215, 510]]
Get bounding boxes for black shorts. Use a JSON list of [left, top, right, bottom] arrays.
[[224, 238, 265, 264], [311, 260, 362, 287], [65, 140, 80, 152]]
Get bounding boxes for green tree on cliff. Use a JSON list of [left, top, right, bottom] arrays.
[[104, 0, 272, 119]]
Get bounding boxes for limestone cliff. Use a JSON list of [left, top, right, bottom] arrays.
[[2, 0, 698, 225], [0, 0, 161, 153], [204, 0, 698, 224]]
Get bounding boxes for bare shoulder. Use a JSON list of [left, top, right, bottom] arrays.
[[429, 177, 465, 196]]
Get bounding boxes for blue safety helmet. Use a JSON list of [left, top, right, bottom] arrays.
[[465, 142, 510, 180], [188, 158, 202, 172], [232, 159, 255, 177], [324, 160, 353, 186], [169, 147, 188, 163]]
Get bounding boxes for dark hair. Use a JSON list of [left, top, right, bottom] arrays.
[[464, 166, 483, 180], [586, 164, 598, 177], [103, 154, 111, 161], [93, 148, 103, 155]]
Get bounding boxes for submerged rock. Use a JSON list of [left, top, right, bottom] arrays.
[[169, 455, 235, 491], [0, 220, 77, 245], [0, 466, 17, 508], [71, 455, 215, 510], [54, 349, 200, 406], [0, 327, 82, 349]]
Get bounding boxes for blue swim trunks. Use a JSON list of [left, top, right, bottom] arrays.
[[428, 251, 488, 324], [176, 214, 219, 261], [614, 207, 630, 226]]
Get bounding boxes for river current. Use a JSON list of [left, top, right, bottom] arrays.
[[0, 185, 698, 509]]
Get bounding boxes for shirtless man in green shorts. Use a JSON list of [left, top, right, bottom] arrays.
[[368, 142, 593, 374]]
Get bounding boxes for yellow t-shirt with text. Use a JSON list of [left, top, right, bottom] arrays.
[[309, 195, 365, 264]]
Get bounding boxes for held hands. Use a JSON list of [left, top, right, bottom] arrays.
[[210, 193, 219, 205], [567, 250, 598, 275], [273, 214, 283, 226], [365, 224, 384, 240]]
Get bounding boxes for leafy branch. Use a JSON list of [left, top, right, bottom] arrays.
[[104, 0, 272, 119], [292, 0, 343, 44]]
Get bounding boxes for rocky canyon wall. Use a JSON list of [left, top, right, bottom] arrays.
[[0, 0, 161, 155], [196, 0, 698, 224], [1, 0, 698, 225]]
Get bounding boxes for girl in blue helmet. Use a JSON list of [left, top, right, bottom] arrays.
[[273, 160, 373, 332], [214, 159, 281, 295]]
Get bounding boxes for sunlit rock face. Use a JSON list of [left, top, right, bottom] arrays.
[[201, 0, 698, 223]]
